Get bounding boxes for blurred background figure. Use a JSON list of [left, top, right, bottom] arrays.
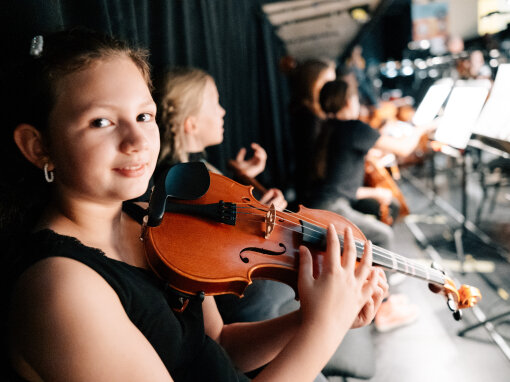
[[287, 59, 336, 208]]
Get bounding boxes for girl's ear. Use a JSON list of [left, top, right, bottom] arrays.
[[183, 115, 197, 135], [13, 124, 52, 170]]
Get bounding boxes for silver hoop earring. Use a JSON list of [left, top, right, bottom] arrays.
[[44, 163, 54, 183]]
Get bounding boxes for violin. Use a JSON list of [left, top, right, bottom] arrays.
[[361, 97, 415, 129], [364, 156, 410, 225], [142, 163, 481, 320], [361, 98, 432, 167]]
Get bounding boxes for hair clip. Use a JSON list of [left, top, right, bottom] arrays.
[[29, 35, 44, 57]]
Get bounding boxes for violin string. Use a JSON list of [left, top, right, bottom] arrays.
[[236, 208, 404, 264], [236, 208, 418, 268], [235, 208, 442, 280], [237, 206, 445, 280], [234, 215, 441, 283]]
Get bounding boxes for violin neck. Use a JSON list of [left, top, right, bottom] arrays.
[[300, 220, 445, 286], [344, 236, 446, 286]]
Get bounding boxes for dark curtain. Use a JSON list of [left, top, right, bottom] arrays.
[[0, 0, 293, 189]]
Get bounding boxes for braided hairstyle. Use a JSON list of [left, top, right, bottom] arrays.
[[155, 67, 213, 166]]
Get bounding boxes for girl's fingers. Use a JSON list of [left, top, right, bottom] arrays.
[[368, 269, 387, 310], [376, 268, 389, 298], [340, 226, 356, 270], [298, 245, 314, 292], [259, 189, 275, 204], [361, 269, 379, 300], [324, 224, 341, 271], [236, 147, 247, 162], [251, 142, 267, 159], [377, 267, 387, 283], [356, 239, 373, 281]]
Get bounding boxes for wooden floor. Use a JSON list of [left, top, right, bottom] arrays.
[[336, 152, 510, 382]]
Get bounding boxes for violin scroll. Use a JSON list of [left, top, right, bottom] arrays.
[[457, 284, 482, 309], [429, 276, 481, 320]]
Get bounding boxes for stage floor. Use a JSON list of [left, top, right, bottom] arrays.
[[340, 152, 510, 382]]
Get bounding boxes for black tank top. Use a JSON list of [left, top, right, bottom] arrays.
[[5, 229, 249, 382]]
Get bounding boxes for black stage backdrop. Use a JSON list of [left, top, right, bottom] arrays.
[[0, 0, 293, 191]]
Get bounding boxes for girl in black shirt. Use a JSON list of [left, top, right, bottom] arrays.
[[310, 79, 432, 248], [2, 29, 387, 381]]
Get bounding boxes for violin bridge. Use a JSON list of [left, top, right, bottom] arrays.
[[265, 203, 276, 239]]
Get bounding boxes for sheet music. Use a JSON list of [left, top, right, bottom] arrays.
[[434, 86, 489, 149], [412, 81, 453, 126], [473, 64, 510, 141]]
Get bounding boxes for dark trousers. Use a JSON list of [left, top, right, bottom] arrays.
[[351, 197, 401, 226]]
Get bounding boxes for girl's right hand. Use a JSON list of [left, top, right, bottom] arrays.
[[234, 143, 267, 178], [297, 225, 381, 340]]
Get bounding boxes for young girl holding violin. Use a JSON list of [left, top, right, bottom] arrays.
[[2, 29, 387, 381]]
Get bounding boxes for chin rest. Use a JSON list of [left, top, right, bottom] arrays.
[[147, 162, 210, 227]]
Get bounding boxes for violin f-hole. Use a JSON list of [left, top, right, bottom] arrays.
[[239, 244, 287, 263]]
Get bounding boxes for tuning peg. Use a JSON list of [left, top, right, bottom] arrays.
[[447, 296, 457, 312], [431, 261, 445, 274]]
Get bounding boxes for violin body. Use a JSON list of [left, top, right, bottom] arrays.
[[144, 171, 364, 297], [364, 157, 410, 224]]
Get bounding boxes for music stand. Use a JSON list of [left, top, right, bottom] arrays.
[[410, 80, 453, 193], [470, 65, 510, 232], [473, 64, 510, 140], [432, 84, 489, 271], [411, 80, 453, 126], [459, 66, 510, 338]]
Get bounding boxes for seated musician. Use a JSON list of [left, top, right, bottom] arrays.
[[287, 59, 337, 207], [2, 29, 387, 382], [155, 67, 287, 211], [309, 79, 432, 248], [309, 79, 431, 332]]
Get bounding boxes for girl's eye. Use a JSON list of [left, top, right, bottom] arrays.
[[91, 118, 112, 128], [137, 113, 153, 122]]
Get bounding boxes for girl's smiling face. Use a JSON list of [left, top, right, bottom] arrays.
[[47, 55, 160, 203]]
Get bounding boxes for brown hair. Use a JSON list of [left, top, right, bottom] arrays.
[[311, 79, 358, 181], [11, 28, 151, 135], [319, 79, 358, 116], [289, 59, 335, 112]]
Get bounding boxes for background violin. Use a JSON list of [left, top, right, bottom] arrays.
[[143, 163, 481, 320], [364, 156, 410, 225], [360, 97, 415, 130]]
